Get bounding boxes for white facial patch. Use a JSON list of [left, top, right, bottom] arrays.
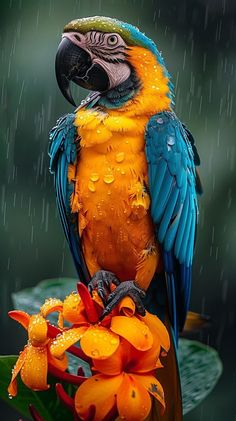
[[92, 58, 131, 89], [62, 31, 131, 90]]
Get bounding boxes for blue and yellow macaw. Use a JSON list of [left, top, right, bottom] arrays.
[[49, 16, 201, 420]]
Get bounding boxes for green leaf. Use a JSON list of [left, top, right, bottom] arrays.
[[179, 338, 223, 415], [0, 355, 73, 421], [12, 278, 78, 325], [67, 353, 91, 378]]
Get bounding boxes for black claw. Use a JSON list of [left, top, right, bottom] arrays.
[[97, 280, 107, 304], [106, 290, 116, 304], [100, 306, 111, 320], [101, 280, 146, 319], [88, 274, 146, 319], [132, 294, 146, 316], [87, 270, 120, 303]]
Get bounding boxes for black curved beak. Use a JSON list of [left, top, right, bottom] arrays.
[[55, 37, 109, 106]]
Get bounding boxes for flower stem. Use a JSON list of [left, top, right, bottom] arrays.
[[48, 364, 87, 385], [28, 404, 45, 421]]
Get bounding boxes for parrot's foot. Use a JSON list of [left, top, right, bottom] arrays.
[[88, 270, 120, 304], [101, 281, 146, 318]]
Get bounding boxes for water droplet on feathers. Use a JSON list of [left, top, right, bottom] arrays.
[[103, 174, 114, 184], [115, 152, 125, 162], [88, 181, 96, 192], [90, 173, 100, 182]]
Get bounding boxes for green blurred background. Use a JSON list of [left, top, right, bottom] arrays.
[[0, 0, 235, 419]]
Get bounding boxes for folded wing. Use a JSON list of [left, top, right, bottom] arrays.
[[145, 111, 199, 339], [49, 113, 90, 283]]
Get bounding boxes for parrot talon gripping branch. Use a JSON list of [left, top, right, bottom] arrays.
[[5, 15, 206, 421], [101, 280, 146, 318], [87, 269, 121, 304]]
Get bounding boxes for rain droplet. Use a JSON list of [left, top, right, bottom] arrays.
[[115, 152, 125, 163], [103, 174, 114, 184], [90, 173, 100, 182], [167, 136, 175, 146], [88, 181, 96, 192], [91, 349, 100, 357]]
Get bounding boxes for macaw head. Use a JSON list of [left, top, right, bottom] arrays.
[[56, 16, 173, 108]]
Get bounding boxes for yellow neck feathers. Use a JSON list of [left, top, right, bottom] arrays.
[[118, 46, 171, 117], [74, 47, 171, 148]]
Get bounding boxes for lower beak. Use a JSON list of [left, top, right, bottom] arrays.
[[55, 37, 109, 106]]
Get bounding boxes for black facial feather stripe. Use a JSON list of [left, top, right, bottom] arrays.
[[91, 47, 126, 56], [89, 49, 125, 63]]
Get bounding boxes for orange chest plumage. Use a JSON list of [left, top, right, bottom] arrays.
[[68, 47, 171, 288], [69, 109, 160, 289]]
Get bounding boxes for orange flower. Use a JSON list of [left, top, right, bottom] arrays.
[[75, 337, 166, 421], [7, 282, 170, 421], [40, 294, 88, 328], [8, 310, 67, 397], [50, 283, 156, 361]]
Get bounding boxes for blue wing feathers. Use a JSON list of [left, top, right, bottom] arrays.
[[149, 160, 168, 209], [152, 171, 173, 222], [164, 205, 182, 251], [145, 111, 199, 338], [174, 196, 189, 259], [49, 114, 90, 283], [158, 188, 179, 243], [179, 208, 193, 264]]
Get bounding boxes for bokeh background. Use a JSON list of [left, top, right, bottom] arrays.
[[0, 0, 235, 419]]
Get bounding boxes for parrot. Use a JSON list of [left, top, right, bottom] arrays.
[[49, 16, 202, 420]]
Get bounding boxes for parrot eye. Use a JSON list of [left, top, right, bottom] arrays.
[[107, 35, 118, 46]]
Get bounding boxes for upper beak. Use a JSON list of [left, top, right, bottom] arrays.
[[55, 36, 109, 106]]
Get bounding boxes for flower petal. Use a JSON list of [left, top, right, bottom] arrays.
[[92, 290, 104, 309], [63, 293, 87, 324], [8, 348, 28, 396], [20, 344, 49, 391], [92, 339, 130, 375], [40, 298, 63, 318], [140, 312, 170, 352], [47, 346, 68, 371], [50, 326, 87, 359], [131, 373, 165, 413], [118, 297, 135, 317], [110, 316, 153, 351], [75, 374, 123, 421], [28, 314, 48, 346], [80, 326, 120, 359], [128, 343, 161, 373], [8, 310, 30, 330], [77, 282, 99, 323], [117, 373, 151, 421]]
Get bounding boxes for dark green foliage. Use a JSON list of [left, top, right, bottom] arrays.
[[0, 356, 73, 421], [180, 339, 223, 415]]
